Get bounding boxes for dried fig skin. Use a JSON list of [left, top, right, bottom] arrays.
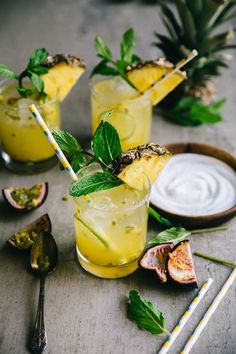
[[167, 240, 198, 288], [7, 214, 51, 250], [139, 243, 174, 283], [2, 182, 48, 211]]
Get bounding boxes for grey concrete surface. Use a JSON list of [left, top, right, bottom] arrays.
[[0, 1, 236, 354]]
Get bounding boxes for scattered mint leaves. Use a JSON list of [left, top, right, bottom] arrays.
[[0, 64, 18, 80], [92, 118, 122, 165], [127, 290, 170, 335], [148, 227, 191, 246], [91, 28, 141, 89], [69, 170, 123, 197], [165, 96, 225, 126], [149, 207, 175, 228], [0, 47, 49, 98]]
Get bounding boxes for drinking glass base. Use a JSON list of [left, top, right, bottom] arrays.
[[76, 246, 139, 279], [1, 151, 58, 174]]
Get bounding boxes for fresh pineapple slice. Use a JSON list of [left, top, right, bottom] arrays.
[[110, 144, 171, 189], [126, 58, 186, 105], [41, 54, 85, 101]]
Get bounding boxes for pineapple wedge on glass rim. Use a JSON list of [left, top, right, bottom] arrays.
[[41, 54, 86, 101], [126, 58, 186, 105], [110, 143, 172, 190]]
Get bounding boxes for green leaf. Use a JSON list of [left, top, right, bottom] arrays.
[[90, 60, 119, 77], [148, 227, 191, 246], [28, 48, 49, 68], [149, 207, 176, 228], [69, 171, 123, 197], [92, 119, 122, 165], [16, 86, 33, 97], [52, 129, 82, 155], [176, 0, 196, 46], [71, 153, 87, 172], [30, 72, 44, 93], [131, 54, 142, 63], [0, 64, 18, 80], [29, 66, 48, 75], [127, 290, 169, 335], [120, 28, 135, 64], [95, 37, 112, 61]]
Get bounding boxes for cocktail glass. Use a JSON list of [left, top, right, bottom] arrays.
[[73, 163, 150, 278], [90, 76, 152, 151], [0, 80, 61, 173]]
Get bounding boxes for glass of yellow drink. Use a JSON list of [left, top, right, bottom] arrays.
[[73, 163, 150, 278], [0, 80, 61, 173], [90, 76, 152, 151]]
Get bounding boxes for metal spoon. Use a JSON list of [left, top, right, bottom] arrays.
[[30, 231, 58, 354]]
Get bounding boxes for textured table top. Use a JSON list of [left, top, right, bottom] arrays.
[[0, 1, 236, 354]]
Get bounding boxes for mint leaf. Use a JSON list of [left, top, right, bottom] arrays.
[[30, 72, 44, 93], [120, 28, 135, 64], [148, 227, 191, 246], [71, 153, 87, 172], [95, 37, 112, 61], [28, 48, 49, 68], [127, 290, 169, 335], [90, 60, 119, 77], [52, 130, 82, 155], [0, 64, 18, 80], [166, 96, 224, 126], [29, 66, 48, 75], [69, 171, 123, 197], [92, 119, 122, 165], [16, 86, 33, 97], [149, 207, 176, 228]]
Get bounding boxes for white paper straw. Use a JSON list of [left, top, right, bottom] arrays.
[[158, 278, 213, 354], [181, 268, 236, 354]]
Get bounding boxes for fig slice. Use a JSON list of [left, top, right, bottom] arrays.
[[2, 182, 48, 211], [167, 240, 198, 287], [139, 243, 174, 282], [7, 214, 51, 250]]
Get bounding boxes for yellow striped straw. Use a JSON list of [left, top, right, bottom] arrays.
[[181, 268, 236, 354], [145, 49, 198, 98], [28, 104, 78, 182], [158, 278, 213, 354]]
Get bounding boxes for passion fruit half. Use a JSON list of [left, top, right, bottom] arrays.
[[167, 240, 198, 287], [139, 243, 174, 282], [2, 182, 48, 211], [7, 214, 51, 250]]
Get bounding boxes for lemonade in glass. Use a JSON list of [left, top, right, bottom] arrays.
[[0, 80, 60, 173], [90, 76, 152, 151], [73, 164, 150, 278]]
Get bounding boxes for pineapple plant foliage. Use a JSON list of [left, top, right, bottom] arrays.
[[155, 0, 236, 126]]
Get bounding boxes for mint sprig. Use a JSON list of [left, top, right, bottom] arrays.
[[53, 112, 123, 197], [91, 28, 141, 89], [0, 48, 49, 98], [127, 290, 170, 335]]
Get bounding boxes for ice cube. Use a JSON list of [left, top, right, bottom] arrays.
[[91, 196, 117, 211], [17, 98, 35, 121]]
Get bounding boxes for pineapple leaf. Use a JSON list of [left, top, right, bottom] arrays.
[[160, 3, 181, 41], [198, 29, 235, 55], [205, 1, 236, 32], [186, 0, 203, 17], [176, 0, 196, 46]]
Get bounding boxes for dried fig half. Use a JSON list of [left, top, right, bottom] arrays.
[[139, 243, 174, 282], [167, 240, 198, 287]]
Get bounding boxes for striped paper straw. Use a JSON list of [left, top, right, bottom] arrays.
[[158, 278, 213, 354], [181, 268, 236, 354], [28, 104, 78, 182], [145, 50, 198, 97]]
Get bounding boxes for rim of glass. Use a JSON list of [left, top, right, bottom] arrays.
[[89, 75, 151, 104], [72, 163, 151, 213], [0, 78, 59, 110]]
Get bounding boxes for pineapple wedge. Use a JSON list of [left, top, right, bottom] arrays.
[[110, 144, 171, 189], [126, 59, 186, 105], [41, 54, 85, 101]]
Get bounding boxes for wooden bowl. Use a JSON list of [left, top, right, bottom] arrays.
[[150, 142, 236, 228]]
